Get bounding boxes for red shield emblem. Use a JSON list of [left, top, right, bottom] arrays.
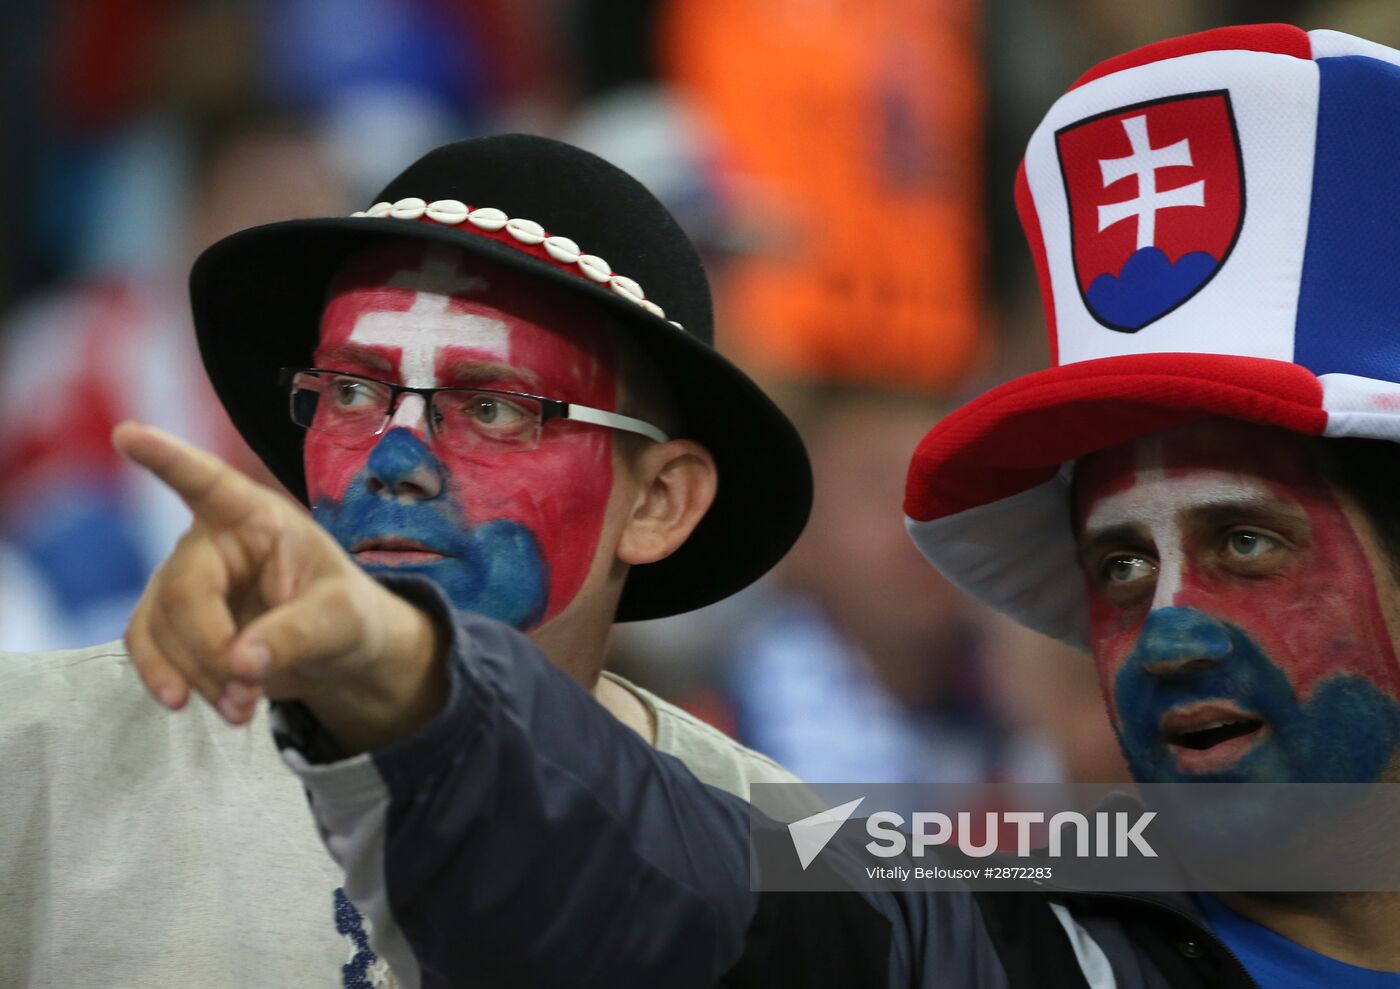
[[1055, 91, 1244, 332]]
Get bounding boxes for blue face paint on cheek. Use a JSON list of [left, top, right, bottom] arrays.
[[1114, 607, 1400, 784], [311, 430, 549, 629]]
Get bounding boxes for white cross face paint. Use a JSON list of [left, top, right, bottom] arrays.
[[341, 245, 507, 429], [1080, 444, 1275, 611], [348, 245, 504, 386], [388, 392, 429, 431]]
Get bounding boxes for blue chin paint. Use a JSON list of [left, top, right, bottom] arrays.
[[1115, 607, 1400, 785], [313, 429, 548, 629], [1116, 608, 1400, 861]]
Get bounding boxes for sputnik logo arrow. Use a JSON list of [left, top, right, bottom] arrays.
[[788, 797, 865, 870]]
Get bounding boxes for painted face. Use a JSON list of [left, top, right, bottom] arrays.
[[305, 243, 617, 628], [1074, 420, 1400, 784]]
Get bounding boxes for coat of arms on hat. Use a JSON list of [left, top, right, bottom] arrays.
[[1056, 91, 1244, 333]]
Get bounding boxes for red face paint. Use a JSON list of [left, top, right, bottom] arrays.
[[1075, 420, 1400, 783], [304, 242, 617, 626], [1077, 421, 1400, 709]]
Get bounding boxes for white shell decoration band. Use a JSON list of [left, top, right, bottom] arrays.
[[351, 198, 682, 329]]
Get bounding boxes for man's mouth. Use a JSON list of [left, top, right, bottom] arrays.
[[1160, 702, 1268, 774], [351, 537, 450, 566]]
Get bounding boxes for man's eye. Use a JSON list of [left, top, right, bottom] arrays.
[[331, 379, 376, 407], [451, 395, 531, 431], [1102, 554, 1156, 584], [469, 397, 519, 424], [1225, 529, 1278, 559]]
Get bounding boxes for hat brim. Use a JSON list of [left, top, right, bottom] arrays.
[[191, 216, 812, 622], [904, 352, 1329, 645]]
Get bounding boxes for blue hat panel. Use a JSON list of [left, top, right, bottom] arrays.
[[1295, 55, 1400, 385]]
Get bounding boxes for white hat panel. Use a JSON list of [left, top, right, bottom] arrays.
[[1022, 49, 1319, 367]]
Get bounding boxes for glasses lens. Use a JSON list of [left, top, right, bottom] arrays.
[[430, 390, 544, 453], [289, 372, 392, 438]]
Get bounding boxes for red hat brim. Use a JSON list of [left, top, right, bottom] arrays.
[[905, 351, 1326, 524]]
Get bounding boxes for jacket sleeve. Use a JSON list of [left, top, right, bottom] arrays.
[[274, 577, 996, 989], [274, 575, 765, 988]]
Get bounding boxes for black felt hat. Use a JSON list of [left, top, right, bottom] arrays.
[[190, 133, 812, 621]]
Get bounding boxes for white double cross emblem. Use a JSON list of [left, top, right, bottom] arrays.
[[1096, 114, 1206, 250]]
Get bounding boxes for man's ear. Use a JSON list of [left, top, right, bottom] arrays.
[[617, 439, 717, 566]]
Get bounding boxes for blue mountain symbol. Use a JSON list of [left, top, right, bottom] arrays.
[[1085, 245, 1219, 330]]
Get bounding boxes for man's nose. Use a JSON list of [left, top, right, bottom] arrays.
[[1128, 606, 1233, 677], [365, 428, 444, 501]]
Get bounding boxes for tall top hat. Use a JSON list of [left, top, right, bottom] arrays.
[[191, 134, 812, 622], [905, 24, 1400, 646]]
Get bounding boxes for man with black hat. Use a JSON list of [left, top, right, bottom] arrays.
[[0, 134, 812, 986], [132, 25, 1400, 988]]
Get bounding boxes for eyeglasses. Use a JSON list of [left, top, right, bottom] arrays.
[[282, 368, 669, 454]]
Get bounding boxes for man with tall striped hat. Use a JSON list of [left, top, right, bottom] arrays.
[[897, 22, 1400, 986]]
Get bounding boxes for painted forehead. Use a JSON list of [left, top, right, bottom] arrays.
[[1074, 420, 1327, 529], [316, 242, 615, 393]]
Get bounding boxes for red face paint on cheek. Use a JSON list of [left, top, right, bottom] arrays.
[[1084, 590, 1139, 728], [303, 432, 368, 503], [430, 300, 617, 623], [305, 281, 420, 504], [1076, 447, 1153, 726], [1167, 475, 1400, 705]]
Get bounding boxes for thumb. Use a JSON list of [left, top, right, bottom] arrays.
[[227, 581, 373, 688]]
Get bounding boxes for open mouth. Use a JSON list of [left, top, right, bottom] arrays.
[[1160, 702, 1267, 774], [351, 537, 450, 566]]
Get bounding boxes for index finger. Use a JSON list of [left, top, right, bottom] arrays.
[[112, 421, 268, 530]]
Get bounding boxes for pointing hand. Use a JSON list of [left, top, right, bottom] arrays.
[[115, 421, 446, 752]]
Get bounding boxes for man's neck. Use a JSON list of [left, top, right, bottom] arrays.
[[527, 607, 657, 746], [1216, 891, 1400, 970]]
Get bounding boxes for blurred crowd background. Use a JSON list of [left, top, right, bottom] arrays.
[[3, 0, 1389, 787]]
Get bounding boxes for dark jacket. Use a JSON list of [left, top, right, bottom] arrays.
[[275, 579, 1261, 988]]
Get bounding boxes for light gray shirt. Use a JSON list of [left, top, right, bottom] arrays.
[[0, 642, 806, 987]]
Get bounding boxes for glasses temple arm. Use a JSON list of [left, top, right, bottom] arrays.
[[562, 404, 670, 444]]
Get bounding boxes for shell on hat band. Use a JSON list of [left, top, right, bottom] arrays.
[[350, 197, 684, 330]]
